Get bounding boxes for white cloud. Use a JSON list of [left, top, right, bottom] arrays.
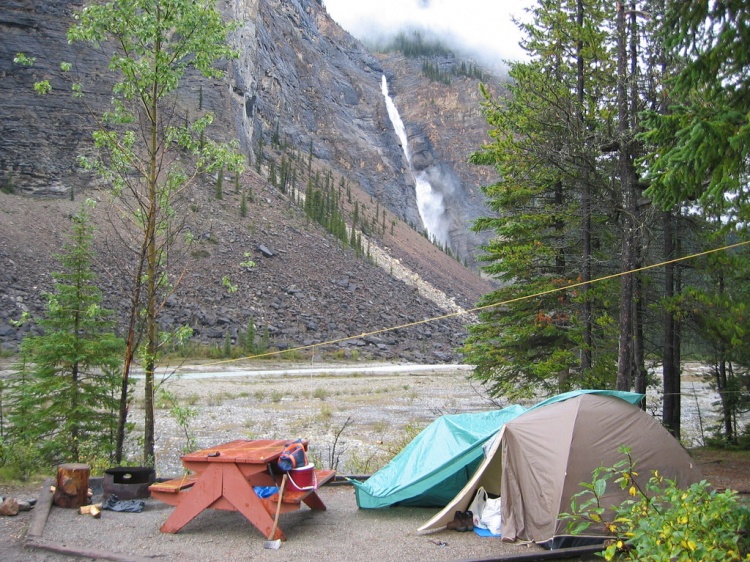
[[323, 0, 533, 67]]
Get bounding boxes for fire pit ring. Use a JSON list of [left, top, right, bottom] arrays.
[[102, 467, 156, 500]]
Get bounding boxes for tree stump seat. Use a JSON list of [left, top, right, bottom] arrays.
[[53, 463, 90, 508]]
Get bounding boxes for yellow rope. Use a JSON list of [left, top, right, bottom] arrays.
[[177, 239, 750, 370]]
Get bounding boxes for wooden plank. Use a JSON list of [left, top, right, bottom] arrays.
[[26, 538, 155, 562], [149, 473, 199, 494], [26, 478, 55, 540]]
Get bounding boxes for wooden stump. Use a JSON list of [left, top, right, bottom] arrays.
[[53, 463, 90, 508]]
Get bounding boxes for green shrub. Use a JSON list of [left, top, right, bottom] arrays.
[[1, 172, 15, 194], [313, 387, 329, 401], [561, 446, 750, 561], [317, 403, 333, 420], [0, 438, 47, 482]]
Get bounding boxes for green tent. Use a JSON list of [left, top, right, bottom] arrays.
[[353, 405, 526, 508]]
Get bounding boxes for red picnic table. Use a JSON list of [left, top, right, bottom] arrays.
[[149, 439, 336, 540]]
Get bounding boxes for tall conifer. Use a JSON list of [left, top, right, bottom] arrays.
[[7, 203, 123, 465]]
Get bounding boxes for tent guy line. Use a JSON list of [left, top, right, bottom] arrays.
[[178, 239, 750, 371]]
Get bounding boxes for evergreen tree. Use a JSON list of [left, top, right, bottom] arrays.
[[639, 0, 750, 438], [272, 119, 280, 148], [269, 159, 277, 187], [245, 317, 256, 354], [307, 139, 313, 177], [215, 165, 223, 199], [240, 188, 247, 217], [6, 203, 123, 465], [642, 0, 750, 223], [680, 230, 750, 444], [463, 0, 619, 399], [255, 136, 264, 174]]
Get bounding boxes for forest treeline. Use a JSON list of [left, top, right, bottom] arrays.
[[462, 0, 750, 446]]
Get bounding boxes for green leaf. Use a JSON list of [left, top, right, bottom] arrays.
[[593, 477, 608, 499], [33, 80, 52, 95]]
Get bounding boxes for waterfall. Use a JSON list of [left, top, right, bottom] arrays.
[[381, 75, 411, 164], [381, 75, 449, 248]]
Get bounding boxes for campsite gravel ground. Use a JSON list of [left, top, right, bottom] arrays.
[[1, 361, 749, 561], [25, 482, 550, 562]]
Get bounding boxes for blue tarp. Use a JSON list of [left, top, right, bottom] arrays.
[[353, 405, 526, 508]]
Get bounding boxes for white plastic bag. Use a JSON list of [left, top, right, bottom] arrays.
[[480, 495, 502, 535], [468, 486, 502, 535], [468, 487, 488, 529]]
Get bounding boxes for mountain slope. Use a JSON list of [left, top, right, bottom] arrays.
[[0, 0, 498, 361]]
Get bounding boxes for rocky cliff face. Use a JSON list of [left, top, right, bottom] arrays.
[[228, 0, 424, 229], [227, 0, 504, 268], [0, 0, 499, 361], [1, 1, 99, 196]]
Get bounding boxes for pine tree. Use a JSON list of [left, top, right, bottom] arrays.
[[240, 188, 247, 217], [639, 0, 750, 437], [245, 317, 256, 354], [255, 135, 264, 174], [642, 0, 750, 222], [269, 159, 277, 187], [462, 0, 621, 399], [6, 203, 123, 465]]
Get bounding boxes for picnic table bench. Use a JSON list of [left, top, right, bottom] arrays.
[[149, 439, 336, 540], [150, 469, 337, 511]]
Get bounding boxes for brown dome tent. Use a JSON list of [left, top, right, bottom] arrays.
[[418, 392, 701, 549]]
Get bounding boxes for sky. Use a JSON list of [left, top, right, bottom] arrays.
[[323, 0, 535, 69]]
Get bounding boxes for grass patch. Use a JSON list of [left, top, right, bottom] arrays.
[[206, 392, 233, 407], [313, 387, 329, 401], [318, 403, 334, 420]]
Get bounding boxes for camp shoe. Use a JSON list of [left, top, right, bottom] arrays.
[[460, 510, 474, 532], [446, 510, 464, 531]]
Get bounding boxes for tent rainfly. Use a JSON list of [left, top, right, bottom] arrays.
[[418, 392, 702, 549], [353, 405, 526, 508]]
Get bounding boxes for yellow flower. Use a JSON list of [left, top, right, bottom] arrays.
[[629, 486, 637, 496]]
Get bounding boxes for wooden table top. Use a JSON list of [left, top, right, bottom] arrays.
[[180, 439, 292, 464]]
